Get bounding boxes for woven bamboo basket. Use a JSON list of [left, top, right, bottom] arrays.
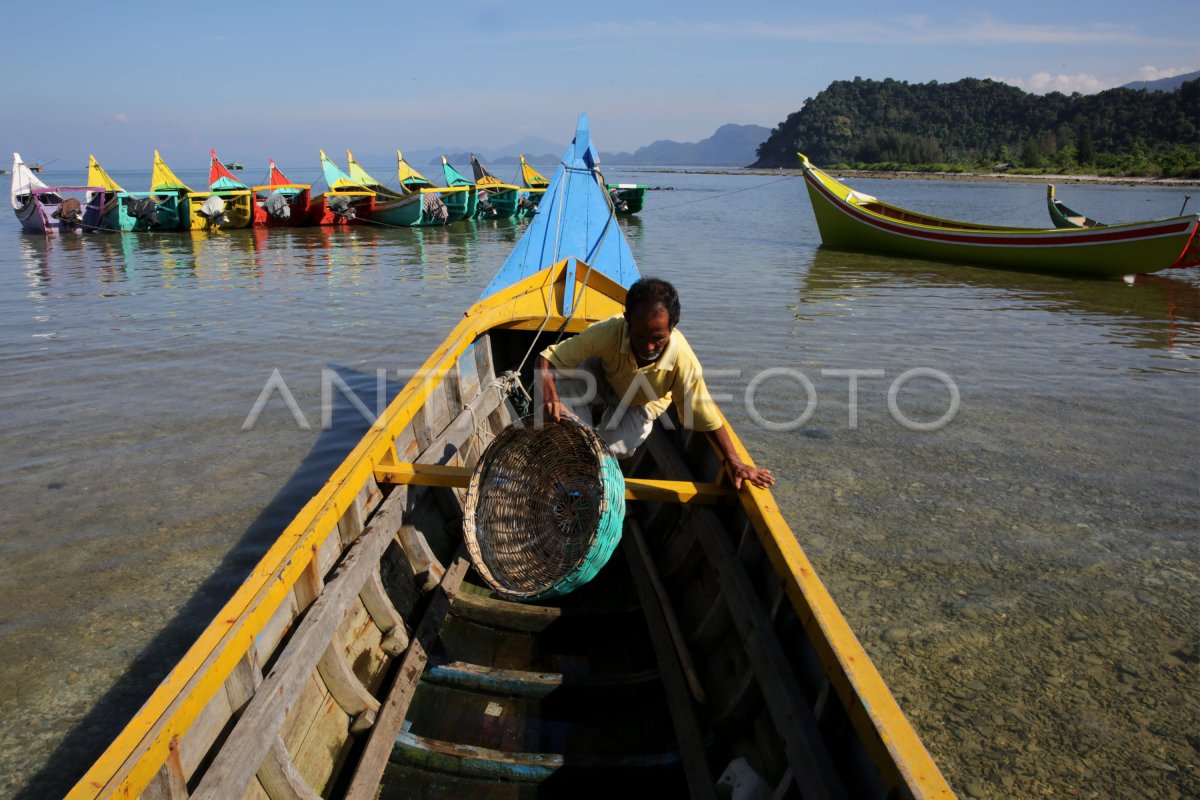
[[463, 416, 626, 601]]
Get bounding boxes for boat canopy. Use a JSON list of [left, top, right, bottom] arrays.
[[151, 150, 193, 192], [520, 155, 550, 189], [320, 150, 369, 192], [11, 152, 49, 206], [209, 149, 249, 191], [87, 155, 125, 194], [481, 113, 638, 303], [267, 160, 292, 187], [397, 151, 434, 191]]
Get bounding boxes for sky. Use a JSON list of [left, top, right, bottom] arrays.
[[3, 1, 1197, 171]]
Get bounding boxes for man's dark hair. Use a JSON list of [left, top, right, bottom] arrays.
[[625, 278, 680, 328]]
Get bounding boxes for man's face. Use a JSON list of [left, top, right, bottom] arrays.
[[627, 304, 672, 364]]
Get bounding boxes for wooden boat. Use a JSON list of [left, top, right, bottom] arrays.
[[1046, 185, 1103, 229], [68, 115, 953, 800], [443, 156, 521, 219], [799, 154, 1200, 277], [11, 152, 108, 234], [440, 155, 478, 219], [86, 155, 124, 229], [203, 150, 255, 229], [470, 154, 522, 219], [346, 149, 453, 227], [86, 154, 183, 232], [306, 150, 375, 226], [517, 155, 548, 217], [606, 182, 647, 214], [150, 151, 252, 231], [251, 160, 312, 228], [397, 150, 475, 223]]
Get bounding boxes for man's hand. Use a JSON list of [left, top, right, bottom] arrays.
[[727, 459, 775, 490], [536, 355, 565, 424], [710, 424, 776, 490]]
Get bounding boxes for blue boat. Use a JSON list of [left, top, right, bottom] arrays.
[[69, 114, 953, 800]]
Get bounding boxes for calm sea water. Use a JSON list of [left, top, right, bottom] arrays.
[[1, 165, 1197, 799]]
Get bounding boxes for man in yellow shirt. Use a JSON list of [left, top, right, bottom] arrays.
[[536, 278, 774, 490]]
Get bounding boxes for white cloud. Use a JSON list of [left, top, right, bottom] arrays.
[[1130, 65, 1196, 81], [991, 72, 1111, 94], [991, 65, 1199, 95]]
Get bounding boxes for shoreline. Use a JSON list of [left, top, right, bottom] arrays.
[[632, 165, 1200, 187]]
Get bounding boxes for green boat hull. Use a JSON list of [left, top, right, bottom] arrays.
[[606, 183, 646, 214], [801, 157, 1199, 277], [115, 192, 183, 232]]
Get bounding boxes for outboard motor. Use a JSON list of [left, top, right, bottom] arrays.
[[198, 195, 228, 228], [477, 188, 495, 218], [264, 190, 291, 221], [128, 197, 160, 227], [518, 196, 538, 216], [52, 197, 84, 229], [608, 187, 629, 213], [327, 195, 355, 222]]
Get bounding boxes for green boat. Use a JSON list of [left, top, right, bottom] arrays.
[[1046, 185, 1103, 229], [606, 182, 647, 214], [396, 151, 475, 224], [443, 156, 521, 219], [800, 154, 1200, 277], [87, 155, 181, 232], [346, 150, 452, 227]]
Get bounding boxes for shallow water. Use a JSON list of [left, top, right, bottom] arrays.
[[1, 166, 1197, 799]]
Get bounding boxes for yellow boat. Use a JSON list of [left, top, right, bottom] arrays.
[[151, 150, 252, 231], [69, 116, 953, 800]]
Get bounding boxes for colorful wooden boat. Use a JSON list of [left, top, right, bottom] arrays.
[[150, 151, 251, 232], [470, 154, 521, 219], [203, 150, 254, 229], [306, 150, 375, 225], [800, 154, 1200, 277], [86, 155, 184, 232], [1046, 185, 1103, 229], [85, 155, 124, 229], [251, 160, 312, 228], [440, 155, 478, 219], [345, 149, 453, 227], [396, 150, 475, 223], [606, 182, 647, 214], [517, 154, 548, 217], [67, 115, 953, 800], [10, 152, 108, 234], [443, 156, 521, 219]]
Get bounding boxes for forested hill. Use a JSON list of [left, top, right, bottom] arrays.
[[751, 77, 1200, 177]]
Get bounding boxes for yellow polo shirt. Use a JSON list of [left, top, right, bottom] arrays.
[[541, 315, 723, 432]]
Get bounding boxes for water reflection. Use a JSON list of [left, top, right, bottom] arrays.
[[797, 247, 1200, 355]]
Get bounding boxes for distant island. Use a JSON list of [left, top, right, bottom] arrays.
[[601, 124, 771, 166], [752, 75, 1200, 178]]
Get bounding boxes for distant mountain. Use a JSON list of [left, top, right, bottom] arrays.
[[1122, 70, 1200, 92], [601, 124, 771, 166]]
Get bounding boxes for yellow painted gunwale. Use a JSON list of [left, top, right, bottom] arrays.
[[69, 257, 952, 799]]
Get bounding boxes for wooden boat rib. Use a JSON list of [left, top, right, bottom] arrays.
[[68, 116, 954, 800], [800, 154, 1200, 277]]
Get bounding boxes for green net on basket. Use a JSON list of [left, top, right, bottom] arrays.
[[463, 416, 626, 601]]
